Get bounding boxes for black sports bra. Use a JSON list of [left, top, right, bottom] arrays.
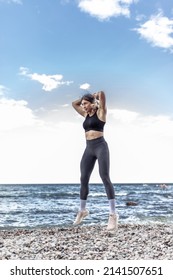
[[83, 111, 105, 132]]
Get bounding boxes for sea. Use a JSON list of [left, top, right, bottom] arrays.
[[0, 184, 173, 229]]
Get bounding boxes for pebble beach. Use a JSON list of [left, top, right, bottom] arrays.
[[0, 223, 173, 260]]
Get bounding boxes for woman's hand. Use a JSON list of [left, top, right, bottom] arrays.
[[92, 92, 99, 100]]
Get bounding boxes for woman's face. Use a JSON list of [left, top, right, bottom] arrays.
[[81, 99, 93, 113]]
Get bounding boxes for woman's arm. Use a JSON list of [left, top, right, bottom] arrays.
[[72, 98, 85, 117], [93, 91, 106, 111], [93, 91, 107, 121]]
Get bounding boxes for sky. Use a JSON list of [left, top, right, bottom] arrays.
[[0, 0, 173, 184]]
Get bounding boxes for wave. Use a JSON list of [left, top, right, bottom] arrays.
[[89, 192, 106, 197], [0, 184, 173, 228]]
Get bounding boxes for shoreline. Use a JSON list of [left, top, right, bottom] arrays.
[[0, 223, 173, 260]]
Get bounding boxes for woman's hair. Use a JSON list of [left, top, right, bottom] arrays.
[[81, 93, 95, 104]]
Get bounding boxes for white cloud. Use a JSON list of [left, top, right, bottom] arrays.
[[108, 108, 173, 135], [108, 108, 139, 123], [0, 97, 39, 131], [1, 97, 173, 183], [78, 0, 137, 20], [0, 85, 8, 96], [134, 12, 173, 51], [106, 109, 173, 183], [80, 83, 91, 90], [19, 67, 73, 92]]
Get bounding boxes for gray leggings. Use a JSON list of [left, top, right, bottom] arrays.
[[80, 136, 115, 200]]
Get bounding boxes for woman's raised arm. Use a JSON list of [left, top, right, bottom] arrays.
[[72, 98, 85, 117]]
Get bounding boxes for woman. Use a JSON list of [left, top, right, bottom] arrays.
[[72, 91, 118, 231]]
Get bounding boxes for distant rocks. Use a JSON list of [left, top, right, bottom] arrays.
[[159, 184, 168, 189], [126, 201, 138, 206]]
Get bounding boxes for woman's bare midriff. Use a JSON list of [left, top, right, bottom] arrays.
[[85, 130, 104, 140]]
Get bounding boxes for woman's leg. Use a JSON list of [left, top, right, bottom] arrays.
[[96, 141, 115, 201], [96, 140, 118, 230], [73, 146, 96, 225], [80, 147, 96, 201]]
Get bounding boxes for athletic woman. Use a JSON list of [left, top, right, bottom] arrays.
[[72, 91, 118, 231]]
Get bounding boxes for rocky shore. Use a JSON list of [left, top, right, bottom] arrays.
[[0, 223, 173, 260]]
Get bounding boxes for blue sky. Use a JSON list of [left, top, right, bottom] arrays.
[[1, 0, 173, 184]]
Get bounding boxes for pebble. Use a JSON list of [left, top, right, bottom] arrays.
[[0, 223, 173, 259]]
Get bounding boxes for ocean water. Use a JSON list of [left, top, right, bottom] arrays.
[[0, 184, 173, 229]]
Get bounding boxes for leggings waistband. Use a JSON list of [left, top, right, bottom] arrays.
[[86, 136, 105, 145]]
